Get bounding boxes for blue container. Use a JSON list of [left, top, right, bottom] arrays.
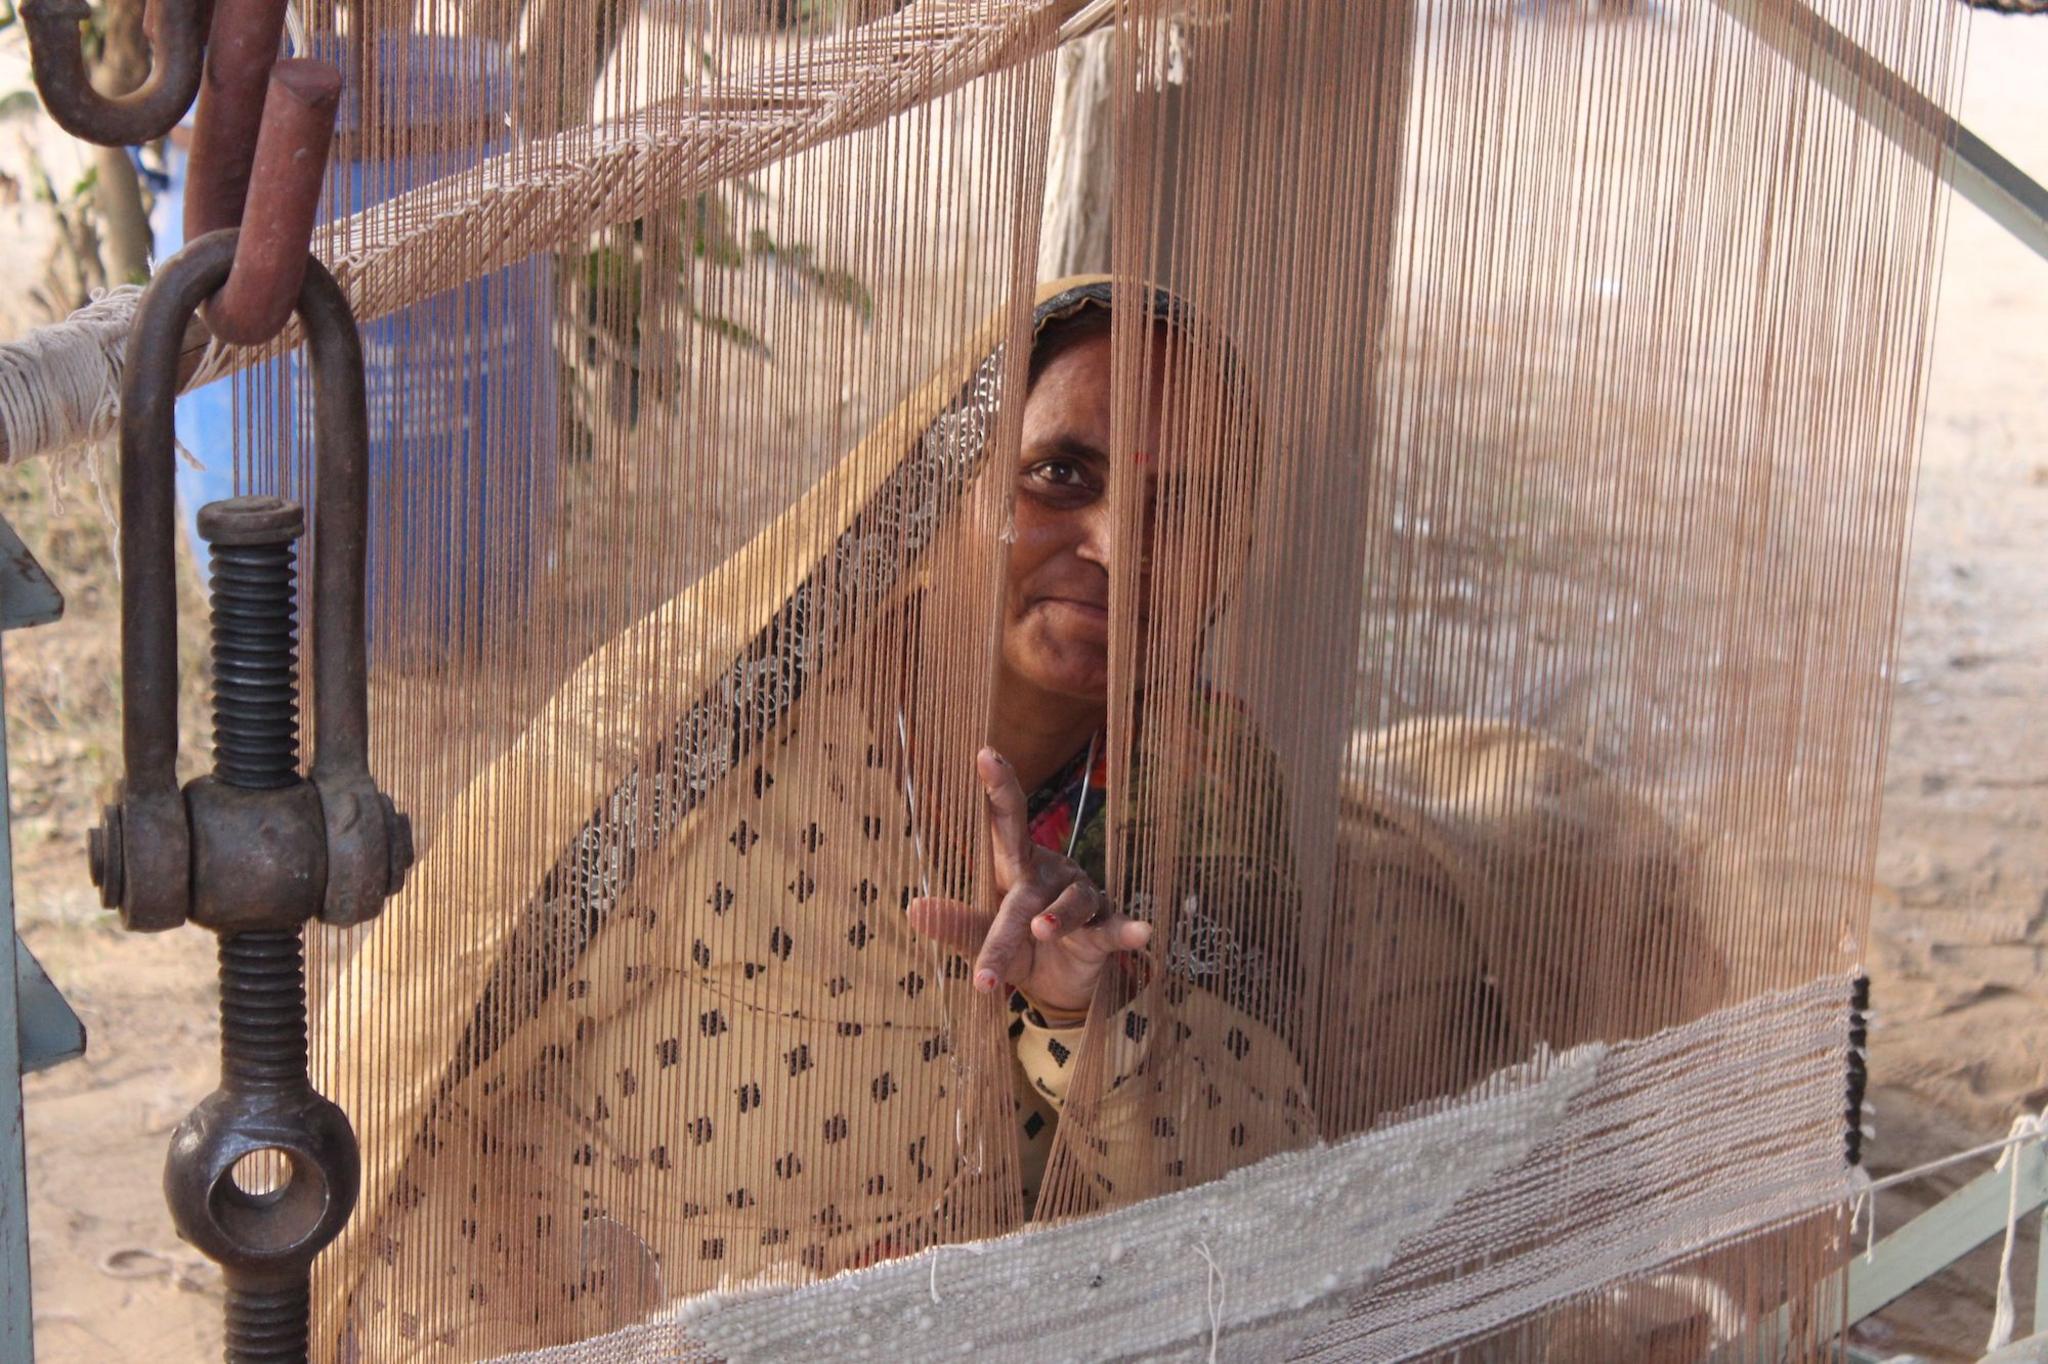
[[160, 35, 558, 658]]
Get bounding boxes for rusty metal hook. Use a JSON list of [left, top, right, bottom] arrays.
[[94, 228, 409, 933], [198, 59, 343, 345], [20, 0, 207, 146], [183, 0, 290, 239]]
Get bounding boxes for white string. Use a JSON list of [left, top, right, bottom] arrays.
[[1859, 1123, 2048, 1195], [1987, 1107, 2048, 1352], [1194, 1239, 1225, 1364], [1066, 730, 1098, 861], [926, 1241, 990, 1306], [893, 707, 934, 901]]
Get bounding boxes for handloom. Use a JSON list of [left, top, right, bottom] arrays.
[[46, 0, 1984, 1358]]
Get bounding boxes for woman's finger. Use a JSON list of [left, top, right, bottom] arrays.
[[905, 897, 996, 954], [977, 748, 1035, 886], [1029, 879, 1108, 941], [971, 878, 1053, 992], [1044, 908, 1154, 962]]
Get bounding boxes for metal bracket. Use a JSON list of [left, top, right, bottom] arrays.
[[15, 939, 84, 1075]]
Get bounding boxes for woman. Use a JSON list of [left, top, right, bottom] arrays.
[[322, 279, 1314, 1360]]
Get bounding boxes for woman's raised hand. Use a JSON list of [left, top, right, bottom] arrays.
[[906, 748, 1152, 1016]]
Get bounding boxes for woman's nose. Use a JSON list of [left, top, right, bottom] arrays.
[[1073, 502, 1114, 569]]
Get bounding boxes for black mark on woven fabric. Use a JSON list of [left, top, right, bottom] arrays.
[[871, 1072, 898, 1102], [1046, 1038, 1071, 1067], [786, 1043, 814, 1076], [823, 1114, 849, 1143], [737, 1082, 762, 1113], [770, 926, 795, 959], [656, 1038, 680, 1068], [687, 1116, 714, 1144], [699, 1010, 728, 1038], [1846, 974, 1871, 1167]]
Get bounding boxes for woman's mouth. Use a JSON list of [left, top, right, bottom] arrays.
[[1035, 597, 1109, 623]]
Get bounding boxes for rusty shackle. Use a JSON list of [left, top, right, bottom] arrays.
[[20, 0, 208, 146], [89, 229, 411, 935]]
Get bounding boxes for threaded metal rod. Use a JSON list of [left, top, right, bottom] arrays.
[[191, 498, 321, 1364], [223, 1281, 311, 1364], [218, 931, 308, 1090], [206, 538, 301, 788]]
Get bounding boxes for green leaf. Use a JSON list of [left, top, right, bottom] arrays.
[[693, 309, 771, 358], [687, 193, 746, 269], [749, 231, 873, 322]]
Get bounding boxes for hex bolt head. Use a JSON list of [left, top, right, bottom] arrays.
[[195, 495, 304, 547]]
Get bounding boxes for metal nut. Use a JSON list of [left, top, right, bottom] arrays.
[[382, 796, 414, 896], [86, 803, 122, 909]]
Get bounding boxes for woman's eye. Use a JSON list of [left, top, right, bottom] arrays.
[[1024, 460, 1095, 492]]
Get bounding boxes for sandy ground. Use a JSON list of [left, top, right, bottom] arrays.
[[1847, 15, 2048, 1361], [3, 12, 2047, 1364]]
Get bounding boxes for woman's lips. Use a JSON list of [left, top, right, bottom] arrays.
[[1035, 597, 1109, 622]]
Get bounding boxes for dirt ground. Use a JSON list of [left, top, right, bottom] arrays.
[[5, 13, 2048, 1364], [1846, 16, 2048, 1360]]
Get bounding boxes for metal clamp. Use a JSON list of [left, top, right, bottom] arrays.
[[89, 228, 411, 935], [87, 228, 409, 1362]]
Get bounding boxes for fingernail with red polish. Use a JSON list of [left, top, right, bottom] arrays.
[[974, 970, 998, 992]]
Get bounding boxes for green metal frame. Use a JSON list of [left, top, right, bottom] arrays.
[[1716, 0, 2048, 264], [1845, 1137, 2048, 1358], [0, 513, 79, 1364]]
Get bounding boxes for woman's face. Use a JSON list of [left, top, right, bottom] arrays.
[[1000, 329, 1164, 705]]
